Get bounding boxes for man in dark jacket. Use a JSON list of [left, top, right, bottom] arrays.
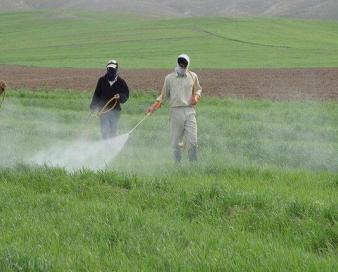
[[90, 59, 129, 139]]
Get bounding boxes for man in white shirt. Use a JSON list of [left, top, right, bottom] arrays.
[[147, 54, 202, 162]]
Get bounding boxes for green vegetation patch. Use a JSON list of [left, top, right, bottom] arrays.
[[0, 165, 337, 271], [1, 10, 338, 68]]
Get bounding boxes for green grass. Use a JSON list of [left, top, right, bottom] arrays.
[[0, 90, 337, 271], [1, 10, 338, 68], [0, 166, 337, 271]]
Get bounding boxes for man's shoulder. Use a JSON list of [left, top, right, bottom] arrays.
[[188, 70, 198, 78], [117, 76, 126, 82], [98, 75, 106, 82], [165, 72, 177, 80], [117, 76, 128, 87]]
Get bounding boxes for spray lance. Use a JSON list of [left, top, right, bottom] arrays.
[[126, 100, 162, 135], [128, 112, 151, 135], [120, 101, 159, 136], [120, 101, 160, 136], [123, 100, 162, 135]]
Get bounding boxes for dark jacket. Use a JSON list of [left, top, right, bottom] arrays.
[[90, 75, 129, 111]]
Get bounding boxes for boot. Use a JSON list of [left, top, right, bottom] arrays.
[[188, 146, 197, 162]]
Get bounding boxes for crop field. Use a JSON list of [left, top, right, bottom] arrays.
[[0, 90, 337, 271], [0, 9, 337, 272], [1, 10, 338, 69]]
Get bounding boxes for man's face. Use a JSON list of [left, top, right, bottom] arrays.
[[107, 67, 117, 73], [178, 58, 188, 69]]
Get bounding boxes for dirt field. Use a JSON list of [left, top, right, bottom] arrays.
[[1, 65, 337, 100]]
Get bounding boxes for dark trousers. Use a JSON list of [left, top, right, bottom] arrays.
[[100, 110, 120, 139]]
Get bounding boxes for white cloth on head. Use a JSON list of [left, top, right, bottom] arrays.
[[177, 54, 190, 68]]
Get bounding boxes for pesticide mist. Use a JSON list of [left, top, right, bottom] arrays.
[[31, 134, 130, 171], [0, 91, 135, 171], [1, 90, 337, 174]]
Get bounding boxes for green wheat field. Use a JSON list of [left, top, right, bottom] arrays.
[[1, 10, 338, 68]]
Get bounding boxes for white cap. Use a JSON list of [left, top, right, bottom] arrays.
[[106, 59, 118, 69]]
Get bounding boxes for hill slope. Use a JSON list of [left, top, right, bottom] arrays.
[[1, 11, 338, 69], [1, 0, 338, 20]]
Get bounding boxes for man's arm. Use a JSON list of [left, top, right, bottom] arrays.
[[147, 77, 168, 113], [156, 76, 170, 103], [194, 74, 202, 97], [191, 72, 202, 106], [118, 78, 129, 104], [90, 78, 102, 110]]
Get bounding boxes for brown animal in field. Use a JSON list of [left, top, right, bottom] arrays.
[[0, 80, 7, 95]]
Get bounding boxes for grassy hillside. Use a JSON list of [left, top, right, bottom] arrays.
[[0, 90, 337, 270], [0, 10, 338, 69]]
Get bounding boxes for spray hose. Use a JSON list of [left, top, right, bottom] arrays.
[[94, 96, 119, 118], [83, 96, 119, 131]]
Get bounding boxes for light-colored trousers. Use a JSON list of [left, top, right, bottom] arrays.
[[170, 107, 197, 150]]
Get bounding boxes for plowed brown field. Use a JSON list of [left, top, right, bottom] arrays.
[[1, 65, 337, 100]]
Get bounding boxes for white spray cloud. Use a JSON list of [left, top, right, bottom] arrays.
[[30, 134, 130, 171]]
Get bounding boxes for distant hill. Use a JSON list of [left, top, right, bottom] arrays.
[[1, 0, 338, 20]]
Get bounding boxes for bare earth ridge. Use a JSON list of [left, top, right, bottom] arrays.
[[0, 65, 337, 100]]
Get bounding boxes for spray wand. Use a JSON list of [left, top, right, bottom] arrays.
[[126, 100, 161, 135], [128, 112, 151, 135]]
